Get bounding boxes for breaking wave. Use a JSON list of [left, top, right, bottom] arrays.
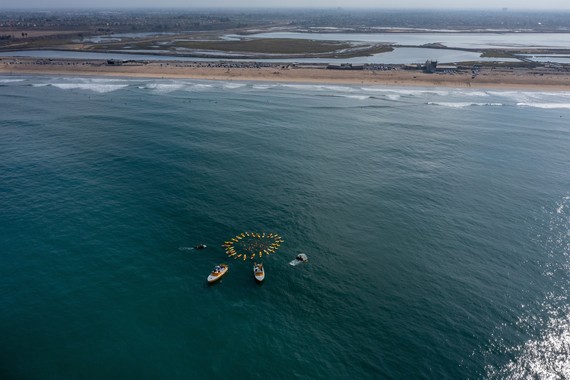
[[361, 87, 450, 96], [141, 82, 186, 94], [325, 94, 370, 100], [517, 103, 570, 109], [252, 84, 276, 90], [50, 83, 128, 93], [427, 102, 503, 108], [222, 82, 247, 89], [280, 84, 356, 93], [18, 77, 570, 110], [0, 78, 25, 84]]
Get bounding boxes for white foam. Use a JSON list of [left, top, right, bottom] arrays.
[[280, 84, 355, 93], [489, 91, 570, 104], [0, 78, 25, 83], [138, 81, 207, 92], [456, 90, 489, 97], [222, 83, 246, 89], [321, 85, 355, 92], [31, 83, 49, 87], [182, 83, 214, 92], [280, 84, 322, 91], [517, 103, 570, 109], [360, 87, 393, 93], [427, 102, 503, 108], [143, 83, 185, 94], [340, 94, 370, 100], [252, 84, 275, 90], [51, 83, 128, 93], [385, 94, 401, 101], [361, 87, 451, 96], [88, 78, 128, 83]]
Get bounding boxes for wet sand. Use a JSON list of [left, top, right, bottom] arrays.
[[2, 58, 570, 91]]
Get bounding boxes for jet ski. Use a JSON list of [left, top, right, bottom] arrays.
[[289, 253, 308, 266]]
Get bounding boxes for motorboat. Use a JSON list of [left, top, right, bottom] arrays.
[[207, 264, 228, 283], [289, 253, 308, 266], [253, 263, 265, 282], [195, 244, 207, 250]]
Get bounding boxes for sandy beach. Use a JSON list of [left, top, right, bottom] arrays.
[[2, 57, 570, 91]]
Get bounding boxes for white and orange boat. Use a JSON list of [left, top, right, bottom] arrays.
[[253, 263, 265, 282], [207, 264, 228, 283]]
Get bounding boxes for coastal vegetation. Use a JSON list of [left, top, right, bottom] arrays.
[[480, 50, 517, 58], [171, 38, 352, 54], [89, 37, 393, 58], [0, 9, 569, 63]]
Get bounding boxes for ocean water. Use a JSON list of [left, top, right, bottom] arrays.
[[1, 76, 569, 379]]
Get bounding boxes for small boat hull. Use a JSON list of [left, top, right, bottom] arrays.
[[253, 264, 265, 282], [207, 264, 228, 283]]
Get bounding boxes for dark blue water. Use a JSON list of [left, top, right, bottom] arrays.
[[1, 77, 569, 379]]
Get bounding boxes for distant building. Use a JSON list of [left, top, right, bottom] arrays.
[[436, 65, 457, 73], [424, 60, 437, 73], [327, 63, 364, 70], [403, 64, 421, 70]]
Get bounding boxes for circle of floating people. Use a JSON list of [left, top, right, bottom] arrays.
[[223, 232, 284, 261]]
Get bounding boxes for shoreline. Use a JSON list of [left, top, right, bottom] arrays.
[[2, 58, 570, 91]]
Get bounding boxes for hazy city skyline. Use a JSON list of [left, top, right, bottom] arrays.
[[1, 0, 569, 10]]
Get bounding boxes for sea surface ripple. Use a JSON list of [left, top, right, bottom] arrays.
[[1, 76, 569, 379]]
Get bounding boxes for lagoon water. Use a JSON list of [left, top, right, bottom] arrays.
[[247, 32, 570, 49], [0, 47, 514, 64], [1, 76, 569, 379]]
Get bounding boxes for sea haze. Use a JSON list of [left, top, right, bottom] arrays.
[[1, 76, 569, 378]]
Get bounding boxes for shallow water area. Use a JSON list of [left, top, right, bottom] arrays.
[[1, 76, 569, 378], [0, 47, 518, 64], [245, 31, 570, 49]]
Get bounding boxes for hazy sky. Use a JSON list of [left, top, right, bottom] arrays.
[[1, 0, 569, 10]]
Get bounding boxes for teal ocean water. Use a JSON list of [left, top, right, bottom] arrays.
[[1, 76, 569, 379]]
